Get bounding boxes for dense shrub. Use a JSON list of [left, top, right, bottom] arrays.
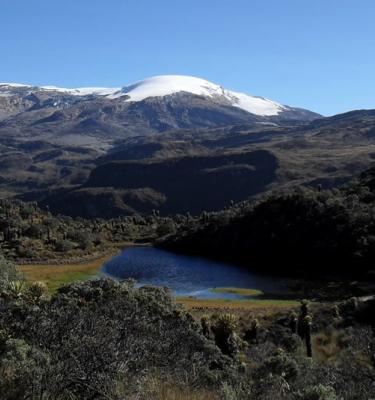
[[54, 239, 75, 252], [0, 278, 233, 399], [296, 385, 338, 400], [0, 255, 21, 290]]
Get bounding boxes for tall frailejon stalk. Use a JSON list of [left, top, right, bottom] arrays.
[[298, 300, 309, 339], [289, 311, 298, 334], [304, 315, 313, 358], [200, 315, 210, 339]]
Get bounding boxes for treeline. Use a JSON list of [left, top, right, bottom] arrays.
[[0, 200, 190, 261], [160, 166, 375, 279]]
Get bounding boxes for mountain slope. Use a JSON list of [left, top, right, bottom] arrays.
[[13, 109, 375, 217], [0, 76, 320, 144], [34, 150, 278, 218]]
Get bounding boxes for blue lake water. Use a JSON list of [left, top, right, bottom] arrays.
[[102, 247, 290, 299]]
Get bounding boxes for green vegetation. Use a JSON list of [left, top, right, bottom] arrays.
[[0, 199, 183, 262], [2, 164, 375, 398], [0, 257, 233, 399], [160, 165, 375, 281]]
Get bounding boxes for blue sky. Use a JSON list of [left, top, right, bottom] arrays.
[[0, 0, 374, 116]]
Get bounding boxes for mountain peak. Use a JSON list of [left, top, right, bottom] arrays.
[[119, 75, 286, 116], [0, 75, 320, 124]]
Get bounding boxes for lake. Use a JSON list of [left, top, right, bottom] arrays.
[[102, 247, 291, 300]]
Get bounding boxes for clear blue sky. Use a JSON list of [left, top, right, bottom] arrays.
[[1, 0, 374, 116]]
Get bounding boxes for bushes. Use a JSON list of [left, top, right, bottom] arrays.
[[156, 219, 177, 237], [298, 384, 337, 400], [54, 239, 75, 252], [0, 270, 375, 398], [0, 256, 21, 290], [260, 351, 299, 381], [0, 199, 174, 261], [0, 278, 233, 399], [0, 338, 49, 400], [66, 229, 93, 249]]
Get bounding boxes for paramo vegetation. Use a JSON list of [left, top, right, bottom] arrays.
[[1, 256, 375, 399]]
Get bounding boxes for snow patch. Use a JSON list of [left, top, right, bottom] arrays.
[[118, 75, 286, 116], [0, 83, 31, 88], [40, 86, 121, 96], [0, 83, 120, 97]]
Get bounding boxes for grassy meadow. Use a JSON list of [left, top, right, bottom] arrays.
[[18, 254, 113, 292]]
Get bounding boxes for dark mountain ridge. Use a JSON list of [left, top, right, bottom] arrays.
[[11, 108, 375, 218], [36, 150, 278, 217]]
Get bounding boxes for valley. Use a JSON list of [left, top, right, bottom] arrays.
[[1, 75, 375, 400], [2, 1, 375, 398], [1, 78, 375, 219]]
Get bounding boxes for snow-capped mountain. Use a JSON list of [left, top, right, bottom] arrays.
[[117, 75, 286, 116], [0, 82, 120, 97], [0, 75, 320, 139]]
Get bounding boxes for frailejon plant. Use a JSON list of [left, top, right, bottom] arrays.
[[245, 318, 260, 343], [6, 280, 25, 299], [298, 300, 309, 339], [201, 315, 211, 339], [212, 313, 239, 357], [289, 311, 298, 334], [304, 315, 313, 358], [24, 281, 48, 304]]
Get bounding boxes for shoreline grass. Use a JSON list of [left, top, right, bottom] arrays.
[[210, 287, 264, 296], [176, 296, 299, 310], [18, 253, 115, 293]]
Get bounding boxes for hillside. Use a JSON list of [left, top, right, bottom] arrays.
[[159, 165, 375, 279], [1, 101, 375, 217], [20, 109, 375, 218], [34, 150, 277, 217]]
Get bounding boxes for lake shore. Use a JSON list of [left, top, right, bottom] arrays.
[[176, 296, 299, 311], [19, 243, 364, 308], [18, 242, 143, 292], [16, 241, 149, 266]]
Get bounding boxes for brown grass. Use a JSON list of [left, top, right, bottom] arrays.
[[130, 378, 220, 400], [176, 296, 298, 311], [18, 254, 114, 292], [210, 287, 263, 296], [142, 385, 219, 400]]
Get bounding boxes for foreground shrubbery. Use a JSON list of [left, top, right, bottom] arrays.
[[0, 256, 234, 399], [1, 256, 375, 399]]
